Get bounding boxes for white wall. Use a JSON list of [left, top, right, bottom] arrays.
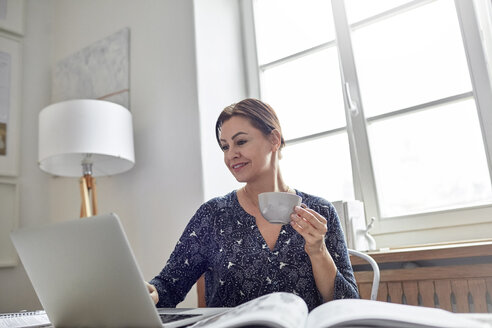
[[194, 0, 246, 200], [1, 0, 213, 311], [49, 0, 206, 308]]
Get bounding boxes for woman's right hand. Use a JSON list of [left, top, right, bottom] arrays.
[[145, 281, 159, 305]]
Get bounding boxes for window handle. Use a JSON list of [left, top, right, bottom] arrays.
[[344, 82, 359, 116]]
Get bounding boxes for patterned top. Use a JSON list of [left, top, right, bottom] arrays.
[[150, 190, 359, 310]]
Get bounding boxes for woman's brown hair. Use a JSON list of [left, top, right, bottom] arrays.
[[215, 98, 285, 149]]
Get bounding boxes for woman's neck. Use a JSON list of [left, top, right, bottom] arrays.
[[242, 170, 291, 202], [240, 154, 294, 207]]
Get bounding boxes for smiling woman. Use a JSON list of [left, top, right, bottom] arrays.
[[219, 117, 275, 184], [215, 99, 284, 184], [148, 98, 359, 310]]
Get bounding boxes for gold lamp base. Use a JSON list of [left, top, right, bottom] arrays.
[[79, 174, 97, 218]]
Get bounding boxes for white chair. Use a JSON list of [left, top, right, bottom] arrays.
[[348, 248, 380, 301]]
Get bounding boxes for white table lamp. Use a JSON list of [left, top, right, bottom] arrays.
[[38, 99, 135, 217]]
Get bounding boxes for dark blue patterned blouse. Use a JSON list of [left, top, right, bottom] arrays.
[[150, 190, 359, 311]]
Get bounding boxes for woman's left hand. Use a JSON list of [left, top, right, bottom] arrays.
[[290, 204, 328, 256], [145, 281, 159, 305]]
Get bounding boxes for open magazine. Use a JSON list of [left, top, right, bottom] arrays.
[[190, 292, 490, 328]]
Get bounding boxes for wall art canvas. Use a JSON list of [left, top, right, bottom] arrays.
[[0, 179, 18, 267], [52, 28, 130, 108], [0, 35, 20, 176]]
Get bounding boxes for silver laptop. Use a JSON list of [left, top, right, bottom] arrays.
[[10, 213, 226, 327]]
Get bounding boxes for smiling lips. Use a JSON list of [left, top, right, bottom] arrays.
[[231, 162, 248, 172]]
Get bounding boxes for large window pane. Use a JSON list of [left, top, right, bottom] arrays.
[[253, 0, 335, 64], [281, 133, 354, 202], [345, 0, 414, 24], [262, 47, 346, 140], [351, 0, 472, 117], [368, 98, 492, 217]]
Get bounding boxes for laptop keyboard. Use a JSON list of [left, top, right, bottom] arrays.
[[159, 313, 201, 324]]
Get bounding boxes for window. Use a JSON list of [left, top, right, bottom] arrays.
[[242, 0, 492, 244], [250, 0, 354, 202]]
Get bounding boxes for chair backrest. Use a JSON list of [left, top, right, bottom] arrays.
[[349, 248, 380, 300]]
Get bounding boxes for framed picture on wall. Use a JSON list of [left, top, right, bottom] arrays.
[[0, 178, 19, 267], [0, 33, 21, 176], [0, 0, 24, 36]]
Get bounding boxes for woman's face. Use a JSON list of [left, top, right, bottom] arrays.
[[219, 116, 277, 183]]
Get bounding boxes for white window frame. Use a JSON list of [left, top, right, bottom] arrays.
[[240, 0, 492, 242]]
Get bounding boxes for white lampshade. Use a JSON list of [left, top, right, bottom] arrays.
[[38, 99, 135, 177]]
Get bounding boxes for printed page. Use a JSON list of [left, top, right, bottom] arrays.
[[306, 299, 490, 328], [0, 311, 50, 328], [191, 292, 308, 328]]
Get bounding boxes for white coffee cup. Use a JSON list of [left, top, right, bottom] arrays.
[[258, 192, 302, 225]]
